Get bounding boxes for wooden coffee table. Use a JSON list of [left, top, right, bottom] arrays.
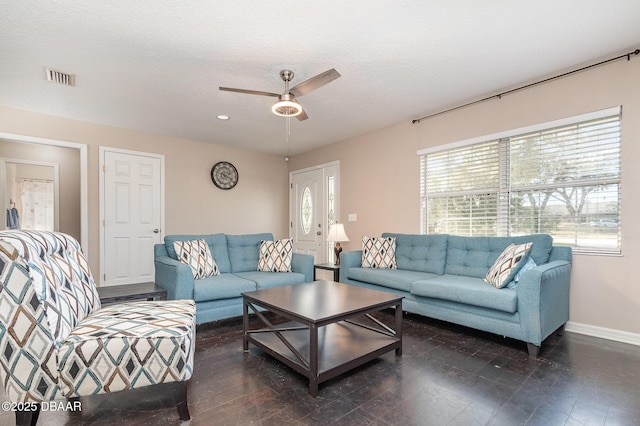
[[242, 280, 403, 396]]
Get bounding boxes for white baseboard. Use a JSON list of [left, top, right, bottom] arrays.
[[565, 321, 640, 347]]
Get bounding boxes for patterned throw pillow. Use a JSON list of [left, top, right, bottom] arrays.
[[362, 236, 397, 269], [258, 239, 293, 272], [484, 242, 532, 288], [173, 239, 219, 279]]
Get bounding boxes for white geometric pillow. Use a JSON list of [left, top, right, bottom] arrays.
[[484, 242, 532, 289], [173, 239, 219, 279], [258, 239, 293, 272], [362, 236, 397, 269]]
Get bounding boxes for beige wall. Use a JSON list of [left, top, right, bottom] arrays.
[[1, 139, 81, 239], [1, 57, 637, 337], [0, 107, 290, 280], [289, 58, 640, 336]]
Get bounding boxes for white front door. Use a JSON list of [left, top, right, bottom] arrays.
[[101, 148, 164, 286], [291, 168, 324, 263]]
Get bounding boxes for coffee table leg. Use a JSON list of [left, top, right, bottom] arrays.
[[242, 299, 249, 351], [395, 302, 403, 356], [309, 323, 319, 396]]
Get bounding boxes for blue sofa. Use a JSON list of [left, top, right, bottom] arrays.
[[154, 233, 314, 324], [340, 233, 572, 357]]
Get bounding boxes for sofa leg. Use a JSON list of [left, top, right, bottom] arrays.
[[527, 343, 540, 358], [15, 404, 40, 426], [556, 323, 566, 336], [173, 381, 190, 421]]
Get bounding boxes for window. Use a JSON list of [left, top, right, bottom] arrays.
[[300, 186, 312, 235], [326, 174, 336, 261], [419, 107, 621, 254]]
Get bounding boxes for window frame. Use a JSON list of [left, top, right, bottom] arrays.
[[418, 106, 622, 255]]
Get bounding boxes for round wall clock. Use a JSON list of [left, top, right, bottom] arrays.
[[211, 161, 239, 190]]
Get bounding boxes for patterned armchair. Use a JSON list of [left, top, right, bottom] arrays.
[[0, 231, 196, 425]]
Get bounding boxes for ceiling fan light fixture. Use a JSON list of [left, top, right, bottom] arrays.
[[220, 68, 340, 122], [272, 99, 302, 117]]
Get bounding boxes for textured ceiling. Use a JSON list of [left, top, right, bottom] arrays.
[[1, 1, 639, 156]]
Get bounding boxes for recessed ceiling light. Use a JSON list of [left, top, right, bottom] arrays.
[[216, 115, 230, 120]]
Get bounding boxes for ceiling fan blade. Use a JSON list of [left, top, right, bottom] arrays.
[[289, 68, 341, 97], [296, 107, 309, 121], [219, 87, 280, 97]]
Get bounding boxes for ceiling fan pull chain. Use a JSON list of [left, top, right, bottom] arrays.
[[285, 117, 290, 143]]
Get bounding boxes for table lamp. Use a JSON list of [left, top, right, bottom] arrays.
[[326, 223, 350, 265]]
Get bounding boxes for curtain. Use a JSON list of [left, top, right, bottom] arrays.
[[16, 179, 55, 231]]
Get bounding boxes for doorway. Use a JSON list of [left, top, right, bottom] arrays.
[[0, 133, 87, 250], [1, 158, 59, 232], [100, 147, 164, 286], [290, 161, 340, 264]]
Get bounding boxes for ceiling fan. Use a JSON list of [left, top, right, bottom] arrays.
[[219, 68, 341, 121]]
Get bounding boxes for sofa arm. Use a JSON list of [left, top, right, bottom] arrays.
[[517, 260, 572, 346], [292, 253, 314, 283], [339, 250, 363, 283], [154, 256, 195, 300]]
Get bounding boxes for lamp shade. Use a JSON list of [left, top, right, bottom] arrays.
[[326, 223, 349, 242]]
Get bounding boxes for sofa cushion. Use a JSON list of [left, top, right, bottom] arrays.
[[382, 233, 448, 274], [235, 271, 307, 289], [347, 267, 438, 292], [164, 234, 231, 273], [362, 236, 397, 269], [58, 300, 195, 396], [445, 234, 553, 278], [0, 230, 101, 347], [484, 242, 532, 288], [193, 274, 256, 302], [173, 239, 220, 279], [227, 233, 273, 273], [257, 239, 293, 272], [411, 275, 518, 314]]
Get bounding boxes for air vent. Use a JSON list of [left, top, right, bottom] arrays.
[[46, 68, 76, 86]]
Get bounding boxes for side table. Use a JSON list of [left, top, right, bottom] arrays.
[[97, 282, 167, 305], [314, 263, 340, 282]]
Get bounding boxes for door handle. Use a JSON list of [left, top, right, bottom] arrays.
[[316, 231, 322, 236], [153, 229, 160, 234]]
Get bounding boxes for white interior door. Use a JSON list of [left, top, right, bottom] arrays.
[[101, 149, 163, 286], [291, 168, 324, 263]]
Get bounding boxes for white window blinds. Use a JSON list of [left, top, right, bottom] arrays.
[[509, 113, 621, 253], [422, 140, 500, 236], [420, 107, 622, 254]]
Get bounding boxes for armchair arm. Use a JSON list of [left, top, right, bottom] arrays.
[[517, 260, 572, 346], [292, 253, 314, 283], [339, 250, 363, 284], [154, 256, 195, 300]]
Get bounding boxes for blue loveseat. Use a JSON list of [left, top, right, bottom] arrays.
[[154, 233, 314, 324], [340, 233, 572, 357]]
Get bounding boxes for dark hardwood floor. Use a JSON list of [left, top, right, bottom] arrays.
[[2, 311, 639, 425]]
